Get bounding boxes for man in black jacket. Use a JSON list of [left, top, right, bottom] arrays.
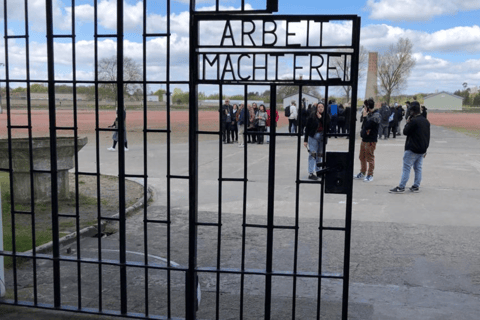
[[389, 101, 430, 193], [354, 98, 381, 182]]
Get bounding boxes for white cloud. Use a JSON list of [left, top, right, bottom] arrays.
[[362, 24, 480, 53], [367, 0, 480, 21]]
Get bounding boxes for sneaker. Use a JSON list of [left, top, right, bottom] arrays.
[[409, 186, 419, 192], [107, 147, 116, 151], [354, 172, 365, 179], [389, 186, 405, 193], [363, 175, 374, 182], [308, 173, 318, 180], [125, 147, 129, 151], [238, 144, 244, 148]]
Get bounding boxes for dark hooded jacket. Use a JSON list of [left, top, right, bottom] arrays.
[[403, 114, 430, 154]]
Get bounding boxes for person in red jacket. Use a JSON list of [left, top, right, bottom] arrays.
[[266, 105, 279, 143]]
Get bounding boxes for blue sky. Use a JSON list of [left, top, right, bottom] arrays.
[[1, 0, 480, 98]]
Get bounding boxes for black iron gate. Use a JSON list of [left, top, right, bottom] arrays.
[[0, 0, 360, 318]]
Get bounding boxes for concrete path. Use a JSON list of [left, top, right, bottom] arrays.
[[2, 122, 480, 319]]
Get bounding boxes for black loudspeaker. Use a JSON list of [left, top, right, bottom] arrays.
[[325, 152, 352, 194]]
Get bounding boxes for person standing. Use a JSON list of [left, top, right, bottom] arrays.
[[304, 103, 330, 180], [221, 98, 233, 143], [378, 102, 391, 140], [287, 101, 298, 134], [354, 98, 381, 182], [256, 105, 268, 144], [389, 102, 430, 193], [266, 105, 279, 144], [396, 104, 405, 135], [231, 104, 239, 142], [108, 107, 128, 151], [237, 104, 246, 148], [337, 104, 346, 134]]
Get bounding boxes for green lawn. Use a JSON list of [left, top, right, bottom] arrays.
[[1, 172, 54, 268]]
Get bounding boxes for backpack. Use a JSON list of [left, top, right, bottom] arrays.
[[284, 105, 291, 117], [381, 106, 390, 122]]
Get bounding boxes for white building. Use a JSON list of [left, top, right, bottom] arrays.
[[424, 92, 463, 111], [283, 93, 319, 109]]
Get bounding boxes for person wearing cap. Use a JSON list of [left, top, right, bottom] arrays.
[[389, 101, 430, 193]]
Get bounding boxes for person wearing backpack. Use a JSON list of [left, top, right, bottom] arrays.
[[378, 102, 391, 140], [286, 100, 298, 134]]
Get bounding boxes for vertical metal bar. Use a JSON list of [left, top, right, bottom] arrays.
[[45, 0, 61, 308], [166, 0, 173, 318], [316, 86, 328, 320], [3, 0, 18, 303], [23, 0, 38, 306], [70, 0, 83, 310], [142, 0, 149, 317], [116, 0, 128, 315], [264, 87, 277, 320], [93, 0, 103, 312], [342, 17, 361, 320], [215, 86, 223, 320], [186, 3, 198, 319], [292, 87, 302, 320], [239, 85, 248, 320]]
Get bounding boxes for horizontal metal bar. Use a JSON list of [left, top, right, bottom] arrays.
[[144, 219, 169, 224], [94, 34, 118, 38], [124, 174, 147, 179], [168, 175, 189, 180], [326, 133, 350, 138], [5, 35, 27, 39], [8, 125, 30, 129], [197, 222, 221, 227], [0, 252, 188, 271], [144, 33, 169, 37], [322, 227, 346, 231], [273, 225, 298, 230], [220, 178, 246, 182], [14, 211, 32, 215], [76, 172, 99, 176], [196, 267, 344, 279], [52, 34, 74, 38], [298, 179, 322, 184], [196, 131, 219, 135], [97, 128, 117, 132], [1, 79, 189, 85], [56, 126, 76, 130]]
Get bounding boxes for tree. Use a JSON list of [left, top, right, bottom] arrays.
[[331, 45, 368, 103], [377, 38, 416, 105], [98, 56, 142, 105]]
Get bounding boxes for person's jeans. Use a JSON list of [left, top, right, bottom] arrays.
[[379, 123, 388, 139], [289, 119, 297, 133], [307, 132, 324, 174], [399, 150, 424, 188]]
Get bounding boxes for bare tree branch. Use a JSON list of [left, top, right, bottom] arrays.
[[377, 38, 416, 105]]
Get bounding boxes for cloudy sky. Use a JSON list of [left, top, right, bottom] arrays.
[[1, 0, 479, 98]]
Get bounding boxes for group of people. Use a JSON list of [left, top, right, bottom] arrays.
[[283, 98, 352, 137], [376, 99, 428, 140], [221, 99, 279, 147], [354, 98, 431, 192]]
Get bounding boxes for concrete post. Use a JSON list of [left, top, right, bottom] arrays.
[[0, 185, 5, 297]]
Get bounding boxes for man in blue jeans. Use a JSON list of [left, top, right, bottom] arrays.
[[389, 101, 430, 193]]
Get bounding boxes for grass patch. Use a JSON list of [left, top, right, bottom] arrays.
[[450, 127, 480, 139]]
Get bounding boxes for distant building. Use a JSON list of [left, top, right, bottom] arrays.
[[147, 95, 159, 102], [424, 92, 463, 111], [283, 93, 319, 109]]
